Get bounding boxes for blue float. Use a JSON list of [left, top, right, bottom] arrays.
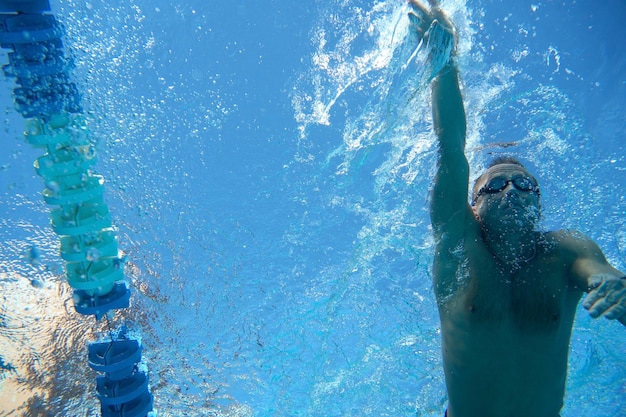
[[89, 339, 143, 381], [101, 391, 154, 417], [0, 0, 50, 13], [75, 281, 131, 320], [96, 371, 149, 406]]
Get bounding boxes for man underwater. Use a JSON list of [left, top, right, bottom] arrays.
[[408, 1, 626, 416]]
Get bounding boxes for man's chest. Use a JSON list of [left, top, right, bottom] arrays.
[[459, 251, 577, 332]]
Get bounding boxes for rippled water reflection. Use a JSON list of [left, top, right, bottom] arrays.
[[0, 221, 131, 416]]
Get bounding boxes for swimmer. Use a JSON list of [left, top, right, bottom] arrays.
[[408, 1, 626, 416]]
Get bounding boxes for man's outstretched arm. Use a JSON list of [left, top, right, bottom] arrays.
[[430, 64, 469, 238], [409, 1, 470, 239], [566, 232, 626, 326]]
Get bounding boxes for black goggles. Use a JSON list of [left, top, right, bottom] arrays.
[[472, 176, 540, 205]]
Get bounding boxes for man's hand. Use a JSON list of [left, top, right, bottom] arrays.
[[583, 274, 626, 325], [408, 0, 457, 80], [408, 0, 455, 47]]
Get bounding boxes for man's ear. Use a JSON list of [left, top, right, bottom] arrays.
[[471, 204, 481, 221]]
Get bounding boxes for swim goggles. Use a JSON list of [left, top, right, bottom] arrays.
[[472, 176, 540, 205]]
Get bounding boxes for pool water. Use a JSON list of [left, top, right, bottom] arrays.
[[1, 1, 625, 416]]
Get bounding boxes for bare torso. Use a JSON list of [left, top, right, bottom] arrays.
[[418, 12, 625, 413], [434, 223, 584, 417]]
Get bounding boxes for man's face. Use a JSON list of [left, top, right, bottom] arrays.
[[471, 164, 541, 231]]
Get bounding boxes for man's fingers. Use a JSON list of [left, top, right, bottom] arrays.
[[589, 295, 621, 318], [585, 298, 608, 318], [583, 279, 626, 319], [582, 286, 605, 310], [582, 276, 608, 309], [408, 11, 427, 27], [604, 302, 626, 320], [583, 285, 609, 317], [408, 0, 431, 16]]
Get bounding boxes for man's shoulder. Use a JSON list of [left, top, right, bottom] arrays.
[[544, 229, 591, 243], [541, 229, 596, 258]]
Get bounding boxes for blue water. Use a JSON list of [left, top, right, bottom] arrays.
[[1, 0, 625, 416]]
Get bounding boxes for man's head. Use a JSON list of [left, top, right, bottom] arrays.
[[471, 156, 541, 230]]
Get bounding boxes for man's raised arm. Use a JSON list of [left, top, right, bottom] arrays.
[[409, 0, 470, 238], [430, 64, 468, 237]]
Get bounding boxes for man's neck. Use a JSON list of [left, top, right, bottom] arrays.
[[482, 225, 537, 266]]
